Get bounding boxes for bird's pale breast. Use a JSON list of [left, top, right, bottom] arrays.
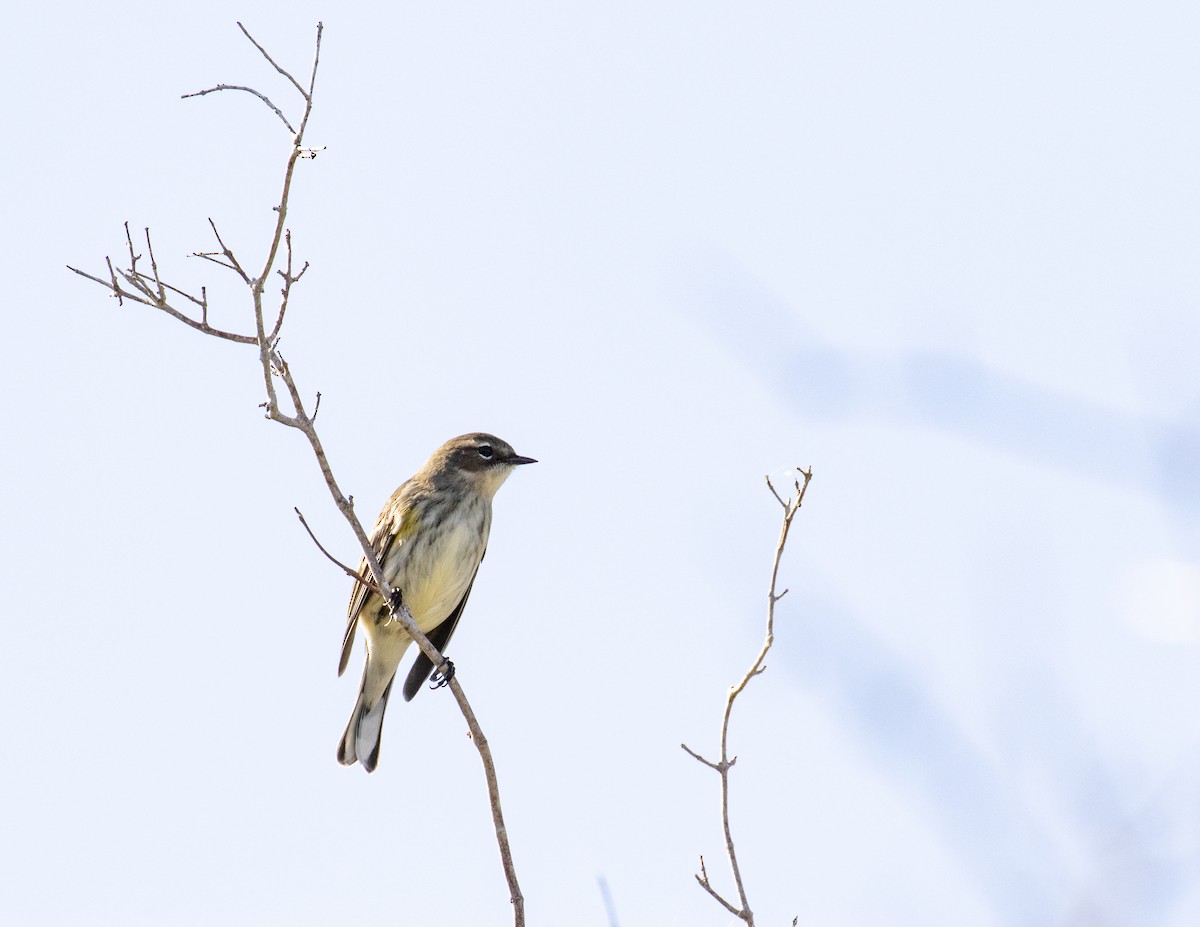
[[384, 503, 490, 633]]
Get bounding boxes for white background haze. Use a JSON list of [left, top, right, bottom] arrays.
[[3, 2, 1199, 924]]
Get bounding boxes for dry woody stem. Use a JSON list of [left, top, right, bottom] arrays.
[[681, 467, 813, 926], [66, 21, 524, 927]]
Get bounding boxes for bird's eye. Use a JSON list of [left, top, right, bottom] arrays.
[[477, 445, 494, 459]]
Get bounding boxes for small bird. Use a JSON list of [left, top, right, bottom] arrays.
[[337, 432, 536, 772]]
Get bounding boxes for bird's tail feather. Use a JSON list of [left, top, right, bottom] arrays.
[[337, 663, 396, 773]]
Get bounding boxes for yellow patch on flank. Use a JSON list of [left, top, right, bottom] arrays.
[[396, 505, 421, 540]]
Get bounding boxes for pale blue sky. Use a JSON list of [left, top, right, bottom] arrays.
[[4, 2, 1199, 924]]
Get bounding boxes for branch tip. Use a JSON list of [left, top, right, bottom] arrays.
[[294, 508, 381, 592]]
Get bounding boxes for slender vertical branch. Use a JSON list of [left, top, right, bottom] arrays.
[[269, 347, 523, 922], [68, 21, 524, 927], [254, 22, 321, 292], [269, 230, 308, 346], [682, 466, 813, 925]]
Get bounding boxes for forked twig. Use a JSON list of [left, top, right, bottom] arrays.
[[237, 20, 311, 99], [681, 466, 813, 926], [270, 229, 308, 345], [66, 259, 254, 344]]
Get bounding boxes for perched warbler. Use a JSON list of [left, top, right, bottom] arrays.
[[337, 432, 536, 772]]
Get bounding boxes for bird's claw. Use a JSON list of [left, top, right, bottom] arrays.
[[430, 659, 456, 690]]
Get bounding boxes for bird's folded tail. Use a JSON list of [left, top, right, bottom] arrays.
[[337, 668, 396, 774]]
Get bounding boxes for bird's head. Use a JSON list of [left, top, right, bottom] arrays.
[[433, 432, 537, 499]]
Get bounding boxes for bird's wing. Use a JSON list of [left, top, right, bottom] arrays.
[[338, 485, 409, 677], [401, 554, 483, 701]]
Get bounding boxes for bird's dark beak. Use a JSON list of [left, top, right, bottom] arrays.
[[509, 455, 537, 465]]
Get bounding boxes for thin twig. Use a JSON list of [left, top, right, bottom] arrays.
[[766, 475, 789, 509], [156, 277, 209, 310], [270, 229, 308, 345], [683, 467, 813, 926], [694, 855, 742, 917], [66, 264, 256, 344], [103, 255, 123, 306], [206, 218, 252, 284], [181, 84, 296, 134], [192, 252, 240, 273], [253, 24, 323, 317], [695, 870, 742, 917], [294, 507, 382, 591], [238, 21, 310, 99], [143, 228, 166, 303], [679, 743, 721, 771], [248, 24, 323, 421], [121, 222, 144, 292], [305, 24, 323, 98]]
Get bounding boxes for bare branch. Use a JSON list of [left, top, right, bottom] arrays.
[[192, 251, 239, 273], [765, 474, 788, 510], [121, 222, 143, 289], [143, 227, 166, 302], [306, 23, 323, 98], [103, 255, 123, 305], [70, 23, 523, 926], [269, 228, 307, 344], [181, 83, 296, 134], [294, 507, 381, 591], [237, 21, 310, 99], [695, 873, 743, 916], [154, 277, 208, 310], [119, 268, 155, 301], [66, 262, 256, 344], [695, 856, 742, 917], [680, 743, 721, 771], [689, 466, 814, 926], [206, 218, 252, 284]]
